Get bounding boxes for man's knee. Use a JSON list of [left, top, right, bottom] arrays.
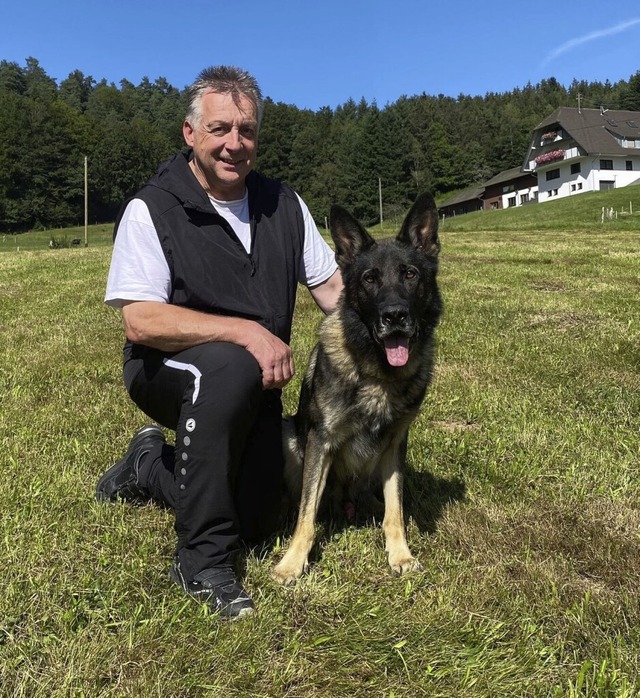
[[201, 341, 261, 391], [190, 342, 263, 424]]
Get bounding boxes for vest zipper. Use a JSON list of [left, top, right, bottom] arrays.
[[249, 208, 257, 276]]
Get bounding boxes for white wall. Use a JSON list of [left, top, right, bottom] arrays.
[[501, 185, 538, 208], [537, 155, 640, 202]]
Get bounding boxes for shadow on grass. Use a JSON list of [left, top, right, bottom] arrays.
[[404, 469, 466, 535], [272, 467, 466, 564]]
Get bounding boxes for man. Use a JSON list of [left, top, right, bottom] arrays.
[[97, 66, 343, 619]]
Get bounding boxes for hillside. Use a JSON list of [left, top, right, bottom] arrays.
[[2, 57, 640, 231], [438, 184, 640, 233]]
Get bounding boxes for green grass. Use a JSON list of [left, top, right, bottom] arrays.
[[0, 224, 114, 252], [1, 205, 639, 696], [437, 184, 640, 233]]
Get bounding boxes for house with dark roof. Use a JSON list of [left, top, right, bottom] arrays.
[[522, 107, 640, 202], [437, 185, 485, 218], [483, 166, 538, 209], [438, 167, 537, 217]]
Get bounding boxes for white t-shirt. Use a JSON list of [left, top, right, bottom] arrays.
[[105, 191, 338, 307]]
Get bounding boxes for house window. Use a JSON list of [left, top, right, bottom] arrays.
[[520, 193, 529, 204], [600, 180, 615, 191], [508, 196, 516, 207], [600, 159, 614, 170], [626, 161, 633, 171], [571, 163, 581, 174], [546, 168, 560, 181]]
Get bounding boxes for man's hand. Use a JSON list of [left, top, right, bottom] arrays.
[[241, 322, 295, 389]]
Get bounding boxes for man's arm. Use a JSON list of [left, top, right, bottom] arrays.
[[308, 269, 343, 314], [121, 301, 294, 390]]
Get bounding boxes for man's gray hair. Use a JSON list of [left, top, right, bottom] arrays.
[[185, 65, 264, 130]]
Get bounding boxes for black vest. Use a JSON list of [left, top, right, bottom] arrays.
[[117, 151, 305, 348]]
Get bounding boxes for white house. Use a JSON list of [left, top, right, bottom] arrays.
[[522, 107, 640, 202]]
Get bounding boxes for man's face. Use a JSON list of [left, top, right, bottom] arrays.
[[183, 90, 258, 201]]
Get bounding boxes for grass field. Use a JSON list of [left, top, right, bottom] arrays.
[[437, 185, 640, 234], [1, 191, 639, 696]]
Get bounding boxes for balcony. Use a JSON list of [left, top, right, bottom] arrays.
[[540, 130, 559, 144], [534, 149, 565, 167]]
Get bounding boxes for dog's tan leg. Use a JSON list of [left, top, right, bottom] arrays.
[[380, 441, 422, 575], [272, 432, 332, 585]]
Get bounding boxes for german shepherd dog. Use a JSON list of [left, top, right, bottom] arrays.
[[272, 193, 442, 585]]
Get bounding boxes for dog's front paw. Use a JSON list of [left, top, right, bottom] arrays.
[[388, 553, 422, 576], [271, 554, 308, 586]]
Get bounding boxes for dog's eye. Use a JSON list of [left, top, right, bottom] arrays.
[[362, 272, 376, 284], [405, 269, 417, 280]]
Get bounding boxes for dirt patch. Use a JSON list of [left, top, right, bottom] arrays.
[[433, 419, 479, 432], [529, 279, 569, 293], [526, 311, 592, 331]]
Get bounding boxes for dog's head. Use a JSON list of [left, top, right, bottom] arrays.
[[329, 193, 441, 368]]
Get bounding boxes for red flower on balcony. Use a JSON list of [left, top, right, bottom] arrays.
[[534, 149, 565, 166]]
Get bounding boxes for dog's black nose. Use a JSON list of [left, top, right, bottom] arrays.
[[381, 305, 408, 325]]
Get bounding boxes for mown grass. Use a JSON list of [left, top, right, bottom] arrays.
[[0, 224, 114, 252], [437, 184, 640, 233], [1, 205, 639, 696]]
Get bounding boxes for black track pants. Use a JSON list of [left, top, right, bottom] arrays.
[[123, 341, 284, 580]]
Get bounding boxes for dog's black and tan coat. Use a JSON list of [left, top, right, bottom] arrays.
[[272, 193, 442, 585]]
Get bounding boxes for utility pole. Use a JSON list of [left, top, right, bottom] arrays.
[[84, 156, 88, 247], [378, 177, 383, 225]]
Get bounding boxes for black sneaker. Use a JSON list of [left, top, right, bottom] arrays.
[[170, 558, 255, 620], [95, 425, 165, 503]]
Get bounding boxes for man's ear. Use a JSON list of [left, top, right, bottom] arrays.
[[183, 120, 195, 147]]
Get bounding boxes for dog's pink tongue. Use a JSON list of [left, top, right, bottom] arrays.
[[383, 336, 409, 366]]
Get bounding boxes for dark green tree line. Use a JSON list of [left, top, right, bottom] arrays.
[[1, 57, 639, 231]]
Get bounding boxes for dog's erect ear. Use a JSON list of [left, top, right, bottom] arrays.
[[396, 192, 440, 257], [330, 205, 376, 269]]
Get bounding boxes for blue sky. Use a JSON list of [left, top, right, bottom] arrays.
[[2, 0, 640, 110]]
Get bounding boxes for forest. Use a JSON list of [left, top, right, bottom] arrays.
[[1, 57, 640, 232]]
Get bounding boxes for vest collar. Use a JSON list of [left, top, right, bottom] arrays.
[[148, 149, 260, 216]]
